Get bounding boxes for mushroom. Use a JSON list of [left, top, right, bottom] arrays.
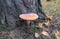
[[19, 13, 39, 39], [19, 13, 39, 26]]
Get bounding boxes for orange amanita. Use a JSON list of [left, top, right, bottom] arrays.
[[19, 13, 38, 25], [19, 13, 38, 20], [19, 13, 39, 39]]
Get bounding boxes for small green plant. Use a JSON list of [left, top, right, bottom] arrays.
[[31, 27, 38, 32], [0, 24, 13, 31], [55, 12, 60, 17]]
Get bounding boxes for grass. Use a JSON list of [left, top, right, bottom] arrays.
[[42, 0, 60, 17]]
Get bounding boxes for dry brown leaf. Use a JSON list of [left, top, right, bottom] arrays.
[[41, 30, 49, 36], [55, 30, 60, 39], [37, 23, 43, 28], [55, 31, 60, 38], [46, 15, 53, 20], [45, 20, 51, 26]]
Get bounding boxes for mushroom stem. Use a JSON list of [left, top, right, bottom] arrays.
[[27, 21, 31, 25]]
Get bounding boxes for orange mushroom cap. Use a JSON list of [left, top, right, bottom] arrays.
[[19, 13, 39, 20]]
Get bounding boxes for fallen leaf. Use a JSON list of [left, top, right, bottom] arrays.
[[45, 20, 51, 26], [35, 32, 39, 38], [46, 13, 53, 20], [38, 23, 43, 28], [41, 30, 49, 36], [55, 30, 60, 38]]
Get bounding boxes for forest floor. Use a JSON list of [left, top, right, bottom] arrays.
[[0, 0, 60, 39]]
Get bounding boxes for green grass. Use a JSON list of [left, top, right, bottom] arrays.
[[42, 0, 60, 17]]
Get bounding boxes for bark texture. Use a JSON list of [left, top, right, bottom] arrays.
[[0, 0, 46, 28]]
